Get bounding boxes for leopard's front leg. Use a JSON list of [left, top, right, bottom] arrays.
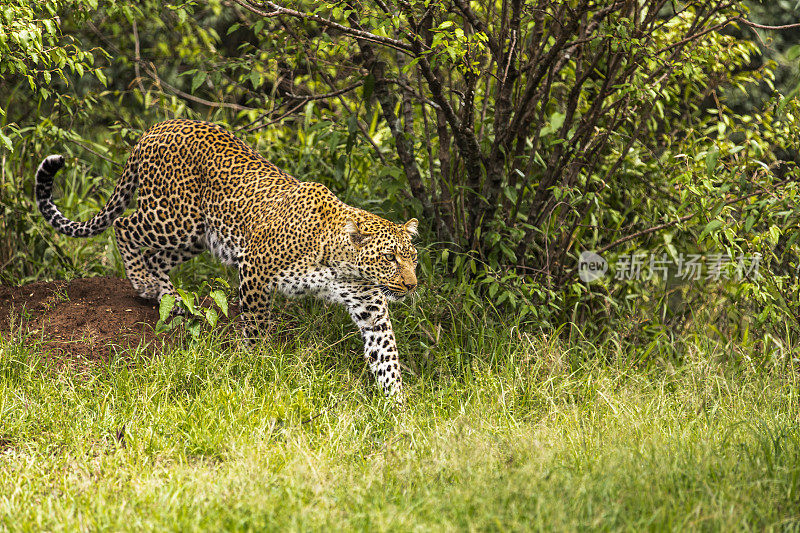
[[351, 298, 404, 401], [322, 281, 404, 401]]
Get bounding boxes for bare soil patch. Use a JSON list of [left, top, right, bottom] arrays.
[[1, 277, 171, 362]]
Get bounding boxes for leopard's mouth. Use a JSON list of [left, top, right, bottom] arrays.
[[379, 285, 407, 301]]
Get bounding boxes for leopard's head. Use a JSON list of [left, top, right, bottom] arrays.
[[345, 215, 419, 300]]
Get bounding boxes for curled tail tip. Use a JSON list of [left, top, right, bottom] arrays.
[[38, 154, 65, 178]]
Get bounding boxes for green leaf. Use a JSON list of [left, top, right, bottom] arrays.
[[705, 148, 719, 177], [346, 114, 357, 154], [42, 18, 55, 35], [788, 44, 800, 62], [191, 71, 207, 93], [249, 69, 261, 89], [744, 214, 755, 232], [488, 282, 498, 298], [205, 307, 218, 327], [499, 243, 517, 262], [168, 315, 184, 330], [540, 112, 565, 136], [699, 219, 723, 241], [159, 294, 176, 322], [769, 225, 781, 245], [176, 287, 197, 315], [0, 128, 12, 152], [188, 321, 202, 340], [362, 73, 375, 109], [210, 289, 228, 317], [401, 56, 421, 74], [496, 291, 508, 305]]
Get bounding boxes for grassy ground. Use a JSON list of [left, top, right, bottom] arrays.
[[1, 299, 799, 532]]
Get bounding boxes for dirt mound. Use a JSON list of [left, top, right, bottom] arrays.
[[1, 277, 185, 362]]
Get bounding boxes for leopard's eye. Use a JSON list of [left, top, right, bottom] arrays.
[[384, 253, 396, 262]]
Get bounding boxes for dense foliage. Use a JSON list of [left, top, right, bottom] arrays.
[[1, 0, 800, 341]]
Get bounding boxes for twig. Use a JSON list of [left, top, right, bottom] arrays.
[[501, 30, 517, 88], [378, 77, 441, 109], [230, 0, 414, 55], [282, 80, 364, 101], [131, 20, 146, 96], [738, 18, 800, 31], [596, 176, 794, 255], [64, 138, 121, 167], [146, 62, 258, 112], [245, 100, 307, 132]]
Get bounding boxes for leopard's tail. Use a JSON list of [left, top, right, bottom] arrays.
[[35, 154, 138, 238]]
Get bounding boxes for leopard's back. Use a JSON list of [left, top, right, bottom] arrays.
[[133, 120, 298, 233]]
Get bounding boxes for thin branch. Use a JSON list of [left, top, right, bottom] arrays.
[[65, 138, 121, 167], [230, 0, 415, 55], [131, 20, 146, 96], [453, 0, 501, 61], [596, 176, 793, 256], [378, 77, 441, 109], [738, 17, 800, 30], [146, 62, 258, 112], [246, 100, 307, 132], [282, 80, 364, 101]]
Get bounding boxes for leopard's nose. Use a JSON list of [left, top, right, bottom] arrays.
[[404, 282, 417, 292]]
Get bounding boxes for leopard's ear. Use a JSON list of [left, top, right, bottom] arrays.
[[345, 218, 372, 247], [403, 218, 419, 237]]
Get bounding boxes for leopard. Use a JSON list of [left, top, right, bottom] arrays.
[[34, 119, 419, 401]]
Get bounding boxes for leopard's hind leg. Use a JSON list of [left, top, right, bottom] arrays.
[[114, 212, 204, 301], [143, 247, 204, 299], [114, 217, 159, 299]]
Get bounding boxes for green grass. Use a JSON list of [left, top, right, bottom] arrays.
[[1, 302, 799, 531]]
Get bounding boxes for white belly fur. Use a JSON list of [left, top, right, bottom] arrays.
[[205, 230, 240, 266]]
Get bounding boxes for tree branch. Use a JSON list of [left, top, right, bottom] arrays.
[[231, 0, 415, 55], [453, 0, 501, 61], [596, 176, 793, 256], [146, 62, 258, 112], [344, 6, 442, 236], [282, 80, 364, 101]]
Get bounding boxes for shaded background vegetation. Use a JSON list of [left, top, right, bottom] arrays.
[[2, 0, 800, 347]]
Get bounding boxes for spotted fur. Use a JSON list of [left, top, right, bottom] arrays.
[[35, 119, 419, 400]]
